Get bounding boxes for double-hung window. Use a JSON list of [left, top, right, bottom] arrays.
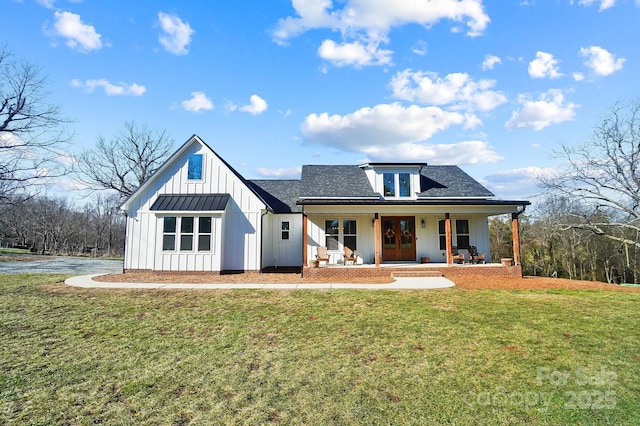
[[198, 217, 212, 251], [325, 220, 339, 250], [280, 221, 290, 241], [162, 216, 212, 252], [163, 217, 177, 251], [455, 220, 470, 249], [438, 219, 470, 250], [325, 219, 357, 251], [343, 220, 357, 250]]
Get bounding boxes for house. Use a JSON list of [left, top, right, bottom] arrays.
[[121, 135, 529, 278]]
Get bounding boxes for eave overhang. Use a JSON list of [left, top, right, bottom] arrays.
[[297, 198, 530, 207]]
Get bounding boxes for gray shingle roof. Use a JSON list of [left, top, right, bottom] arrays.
[[299, 165, 379, 198], [248, 180, 302, 213], [418, 166, 494, 198], [150, 194, 230, 211]]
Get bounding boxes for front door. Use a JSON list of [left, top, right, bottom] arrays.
[[382, 216, 416, 261]]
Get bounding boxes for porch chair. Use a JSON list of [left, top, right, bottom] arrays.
[[343, 246, 358, 265], [468, 246, 486, 264], [316, 246, 330, 266], [451, 246, 466, 264]]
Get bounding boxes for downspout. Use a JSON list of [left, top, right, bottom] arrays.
[[301, 206, 306, 278], [260, 209, 269, 274], [121, 210, 128, 274]]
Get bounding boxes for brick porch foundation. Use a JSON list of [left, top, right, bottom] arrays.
[[302, 264, 522, 281]]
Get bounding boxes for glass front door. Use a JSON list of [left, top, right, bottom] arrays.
[[382, 216, 416, 261]]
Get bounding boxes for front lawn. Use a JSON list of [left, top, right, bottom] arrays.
[[1, 275, 639, 424]]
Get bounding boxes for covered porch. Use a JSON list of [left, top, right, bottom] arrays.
[[300, 204, 526, 279]]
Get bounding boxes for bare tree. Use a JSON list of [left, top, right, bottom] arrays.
[[0, 46, 71, 204], [75, 121, 174, 198], [539, 99, 640, 249]]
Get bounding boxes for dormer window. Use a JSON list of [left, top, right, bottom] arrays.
[[188, 154, 203, 180], [383, 173, 395, 197], [383, 172, 411, 197], [399, 173, 410, 197]]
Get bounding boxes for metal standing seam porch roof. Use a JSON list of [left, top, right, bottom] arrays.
[[150, 194, 230, 211]]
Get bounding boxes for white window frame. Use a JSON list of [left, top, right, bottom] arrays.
[[280, 220, 291, 242], [161, 216, 213, 253], [187, 153, 204, 181], [455, 219, 470, 250], [381, 172, 412, 198], [324, 218, 357, 251], [438, 218, 470, 250]]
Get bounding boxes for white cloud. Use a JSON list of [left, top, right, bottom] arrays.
[[579, 45, 625, 76], [573, 72, 585, 82], [482, 166, 553, 199], [577, 0, 616, 11], [272, 0, 489, 67], [274, 0, 489, 41], [318, 39, 392, 67], [51, 11, 102, 53], [390, 70, 507, 112], [157, 12, 194, 55], [481, 54, 501, 70], [181, 91, 214, 112], [255, 166, 302, 178], [528, 51, 562, 79], [239, 95, 268, 115], [300, 103, 495, 164], [71, 78, 146, 96], [505, 89, 578, 131], [367, 140, 502, 164]]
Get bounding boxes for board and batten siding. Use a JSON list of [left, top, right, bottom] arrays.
[[261, 214, 303, 268], [123, 137, 266, 272], [305, 214, 375, 265]]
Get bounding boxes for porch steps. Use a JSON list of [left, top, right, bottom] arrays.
[[391, 270, 444, 278]]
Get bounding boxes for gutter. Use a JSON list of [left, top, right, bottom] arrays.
[[259, 209, 269, 274]]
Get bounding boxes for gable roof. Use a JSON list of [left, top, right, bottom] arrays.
[[418, 166, 494, 198], [121, 135, 270, 213], [299, 165, 379, 198], [248, 180, 302, 213]]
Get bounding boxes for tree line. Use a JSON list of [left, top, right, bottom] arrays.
[[0, 194, 125, 257], [490, 206, 639, 284]]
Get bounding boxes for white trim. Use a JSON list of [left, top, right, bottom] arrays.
[[186, 153, 205, 182], [279, 219, 292, 243], [151, 210, 226, 214], [299, 196, 380, 200], [417, 196, 493, 200]]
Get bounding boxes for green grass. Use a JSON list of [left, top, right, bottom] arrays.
[[1, 275, 639, 425], [0, 248, 33, 259]]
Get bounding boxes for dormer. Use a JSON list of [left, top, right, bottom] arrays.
[[359, 163, 427, 200]]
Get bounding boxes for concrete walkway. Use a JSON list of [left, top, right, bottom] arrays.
[[65, 274, 455, 290]]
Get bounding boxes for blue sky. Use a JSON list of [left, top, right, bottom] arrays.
[[2, 0, 638, 201]]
